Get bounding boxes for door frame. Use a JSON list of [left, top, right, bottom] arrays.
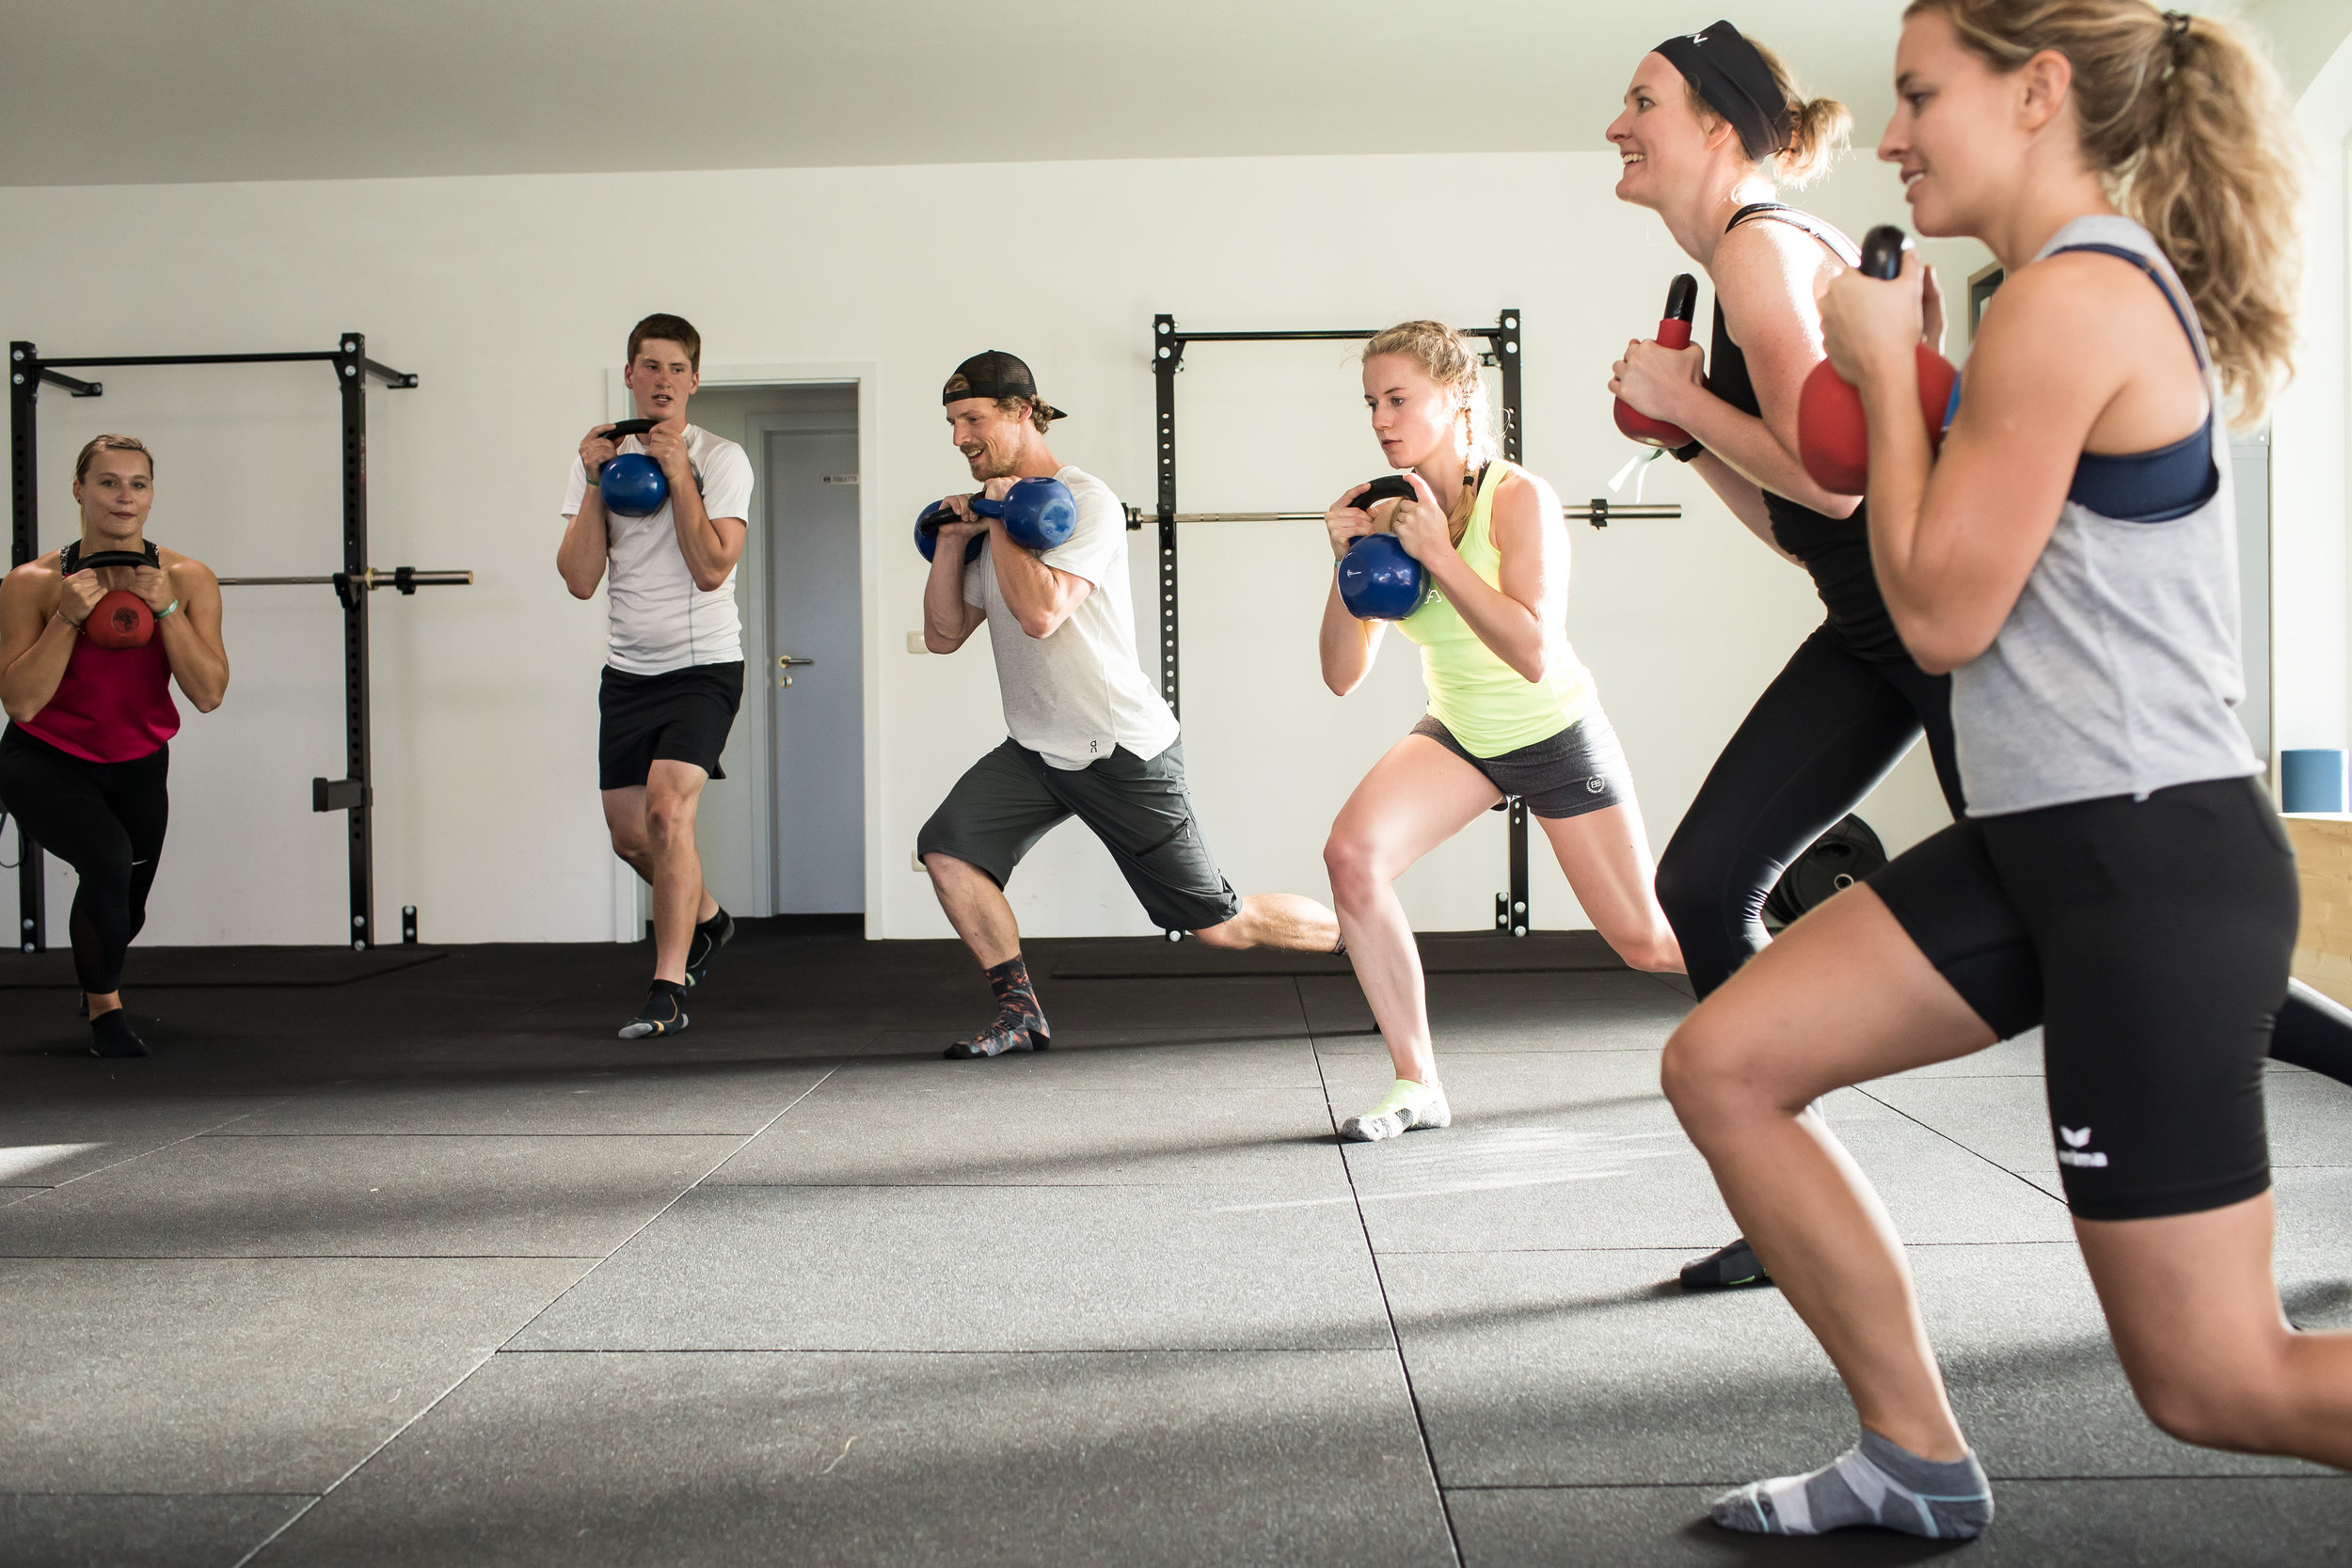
[[601, 362, 882, 942]]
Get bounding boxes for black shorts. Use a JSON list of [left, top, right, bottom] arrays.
[[1411, 707, 1633, 819], [1870, 775, 2296, 1221], [597, 662, 742, 791], [917, 738, 1243, 933]]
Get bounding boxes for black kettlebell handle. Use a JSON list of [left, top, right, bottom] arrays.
[[917, 494, 984, 536], [74, 550, 155, 572], [1353, 475, 1416, 516], [1860, 224, 1909, 283], [1662, 273, 1699, 325], [589, 419, 662, 480]]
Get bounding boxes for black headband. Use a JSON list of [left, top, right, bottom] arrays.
[[1656, 20, 1789, 163]]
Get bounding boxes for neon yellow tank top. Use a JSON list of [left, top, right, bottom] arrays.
[[1392, 463, 1596, 757]]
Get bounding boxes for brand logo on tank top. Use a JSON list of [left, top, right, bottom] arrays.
[[2056, 1126, 2108, 1168]]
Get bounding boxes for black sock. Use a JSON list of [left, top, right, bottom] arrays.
[[88, 1009, 148, 1058], [619, 979, 690, 1039]]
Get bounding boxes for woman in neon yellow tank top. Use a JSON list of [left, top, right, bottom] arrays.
[[1320, 321, 1685, 1141]]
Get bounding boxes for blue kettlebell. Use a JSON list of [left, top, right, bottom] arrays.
[[596, 418, 669, 517], [915, 499, 986, 564], [914, 477, 1079, 563], [1336, 475, 1430, 621]]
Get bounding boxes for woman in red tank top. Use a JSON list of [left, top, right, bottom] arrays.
[[0, 435, 228, 1056]]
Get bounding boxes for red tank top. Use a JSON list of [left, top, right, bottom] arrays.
[[18, 578, 180, 765]]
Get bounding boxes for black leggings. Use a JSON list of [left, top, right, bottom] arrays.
[[0, 726, 169, 994], [1657, 626, 1963, 999], [1656, 621, 2352, 1088]]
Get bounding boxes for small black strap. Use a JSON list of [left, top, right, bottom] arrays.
[[1725, 202, 1862, 268]]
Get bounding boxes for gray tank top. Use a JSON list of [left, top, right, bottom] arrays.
[[1952, 215, 2260, 817]]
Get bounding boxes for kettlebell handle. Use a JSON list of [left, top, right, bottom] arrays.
[[1662, 273, 1699, 325], [73, 549, 156, 572], [1353, 475, 1416, 515], [1860, 224, 1908, 283], [589, 419, 661, 480]]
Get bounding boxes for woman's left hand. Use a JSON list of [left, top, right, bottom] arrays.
[[1389, 471, 1456, 564], [1819, 245, 1929, 388], [130, 564, 173, 614]]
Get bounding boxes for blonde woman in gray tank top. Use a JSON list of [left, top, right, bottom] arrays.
[[1654, 1, 2352, 1544]]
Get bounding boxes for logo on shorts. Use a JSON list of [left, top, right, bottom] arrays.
[[2056, 1125, 2109, 1168], [1586, 777, 1605, 793]]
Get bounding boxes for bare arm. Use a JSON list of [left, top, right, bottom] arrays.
[[1827, 251, 2171, 675], [1614, 223, 1861, 518], [921, 507, 988, 654], [0, 560, 90, 722], [558, 428, 614, 600], [147, 556, 229, 712], [644, 423, 745, 593], [1394, 469, 1563, 685], [1317, 483, 1387, 695], [1686, 451, 1798, 562]]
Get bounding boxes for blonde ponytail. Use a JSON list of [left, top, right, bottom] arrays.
[[1907, 0, 2302, 423]]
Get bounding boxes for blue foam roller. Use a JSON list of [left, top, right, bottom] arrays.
[[2282, 749, 2347, 814]]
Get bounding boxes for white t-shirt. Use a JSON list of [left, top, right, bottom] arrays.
[[962, 465, 1181, 769], [562, 423, 754, 673]]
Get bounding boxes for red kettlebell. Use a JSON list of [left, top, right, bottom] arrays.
[[1798, 225, 1960, 495], [1614, 273, 1703, 449], [86, 589, 154, 650]]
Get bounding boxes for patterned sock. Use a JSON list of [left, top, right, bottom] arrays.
[[685, 907, 735, 987], [1711, 1429, 1993, 1540], [1339, 1077, 1452, 1142], [619, 979, 690, 1040], [945, 956, 1051, 1059]]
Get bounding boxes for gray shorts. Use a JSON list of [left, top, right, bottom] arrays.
[[1411, 707, 1633, 819], [917, 738, 1244, 933]]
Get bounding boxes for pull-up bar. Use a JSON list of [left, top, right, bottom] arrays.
[[9, 334, 427, 953], [1125, 501, 1683, 527]]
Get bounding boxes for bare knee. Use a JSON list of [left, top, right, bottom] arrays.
[[1190, 915, 1250, 950], [2132, 1361, 2291, 1453], [608, 822, 652, 863], [644, 792, 697, 849], [1323, 833, 1387, 908], [1660, 1009, 1769, 1137], [1602, 920, 1684, 975]]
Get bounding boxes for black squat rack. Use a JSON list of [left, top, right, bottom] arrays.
[[1141, 310, 1678, 936], [9, 334, 471, 953]]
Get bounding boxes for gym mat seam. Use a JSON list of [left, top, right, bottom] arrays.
[[1297, 974, 1467, 1567], [224, 1031, 876, 1568]]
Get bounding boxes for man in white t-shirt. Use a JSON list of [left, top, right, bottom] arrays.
[[558, 313, 754, 1040], [917, 351, 1342, 1059]]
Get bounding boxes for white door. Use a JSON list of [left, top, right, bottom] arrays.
[[768, 426, 865, 911]]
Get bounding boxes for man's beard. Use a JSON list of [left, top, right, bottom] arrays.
[[966, 441, 1020, 480]]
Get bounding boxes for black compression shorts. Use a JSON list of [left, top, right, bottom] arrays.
[[1870, 775, 2295, 1221]]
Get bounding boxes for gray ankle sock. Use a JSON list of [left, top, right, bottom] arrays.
[[1711, 1429, 1993, 1540]]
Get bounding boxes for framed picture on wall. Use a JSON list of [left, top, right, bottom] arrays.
[[1968, 261, 2006, 340]]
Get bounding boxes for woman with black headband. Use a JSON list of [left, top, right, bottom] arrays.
[[1608, 20, 1943, 1293], [1609, 18, 2352, 1297]]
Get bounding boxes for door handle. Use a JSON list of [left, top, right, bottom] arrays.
[[778, 654, 815, 689]]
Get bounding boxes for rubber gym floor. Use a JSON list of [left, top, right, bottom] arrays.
[[2, 919, 2348, 1567]]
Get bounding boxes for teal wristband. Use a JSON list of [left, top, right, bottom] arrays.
[[153, 598, 178, 620]]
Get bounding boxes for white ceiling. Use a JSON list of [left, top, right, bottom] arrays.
[[4, 2, 2315, 188], [1, 0, 1927, 186]]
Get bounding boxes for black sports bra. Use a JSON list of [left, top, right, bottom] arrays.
[[1709, 204, 1908, 663]]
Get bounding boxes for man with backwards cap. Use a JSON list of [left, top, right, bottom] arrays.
[[918, 351, 1343, 1058]]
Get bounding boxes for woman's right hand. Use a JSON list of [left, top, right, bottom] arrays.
[[55, 568, 103, 628], [1324, 483, 1376, 562]]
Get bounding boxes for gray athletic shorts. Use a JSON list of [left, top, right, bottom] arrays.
[[1411, 706, 1633, 819], [917, 737, 1244, 933]]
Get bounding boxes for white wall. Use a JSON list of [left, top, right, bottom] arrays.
[[2267, 25, 2352, 765], [0, 144, 1963, 945]]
